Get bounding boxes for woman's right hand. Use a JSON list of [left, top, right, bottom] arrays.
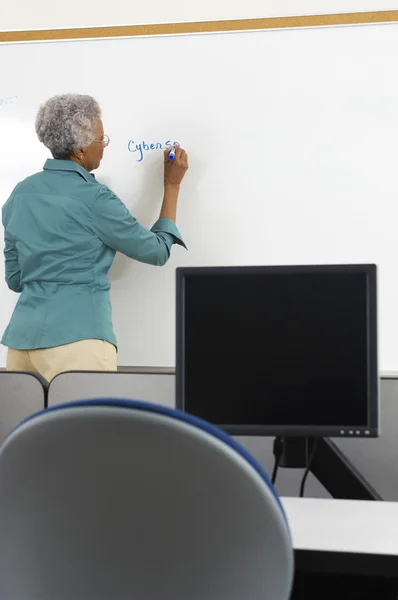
[[164, 146, 189, 187]]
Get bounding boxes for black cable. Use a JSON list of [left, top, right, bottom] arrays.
[[271, 455, 280, 485], [271, 437, 283, 485], [299, 438, 319, 497]]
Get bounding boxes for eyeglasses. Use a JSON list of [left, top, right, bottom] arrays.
[[93, 134, 110, 147]]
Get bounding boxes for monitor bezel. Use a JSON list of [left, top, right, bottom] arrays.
[[175, 264, 379, 438]]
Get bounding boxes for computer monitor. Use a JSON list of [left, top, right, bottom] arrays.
[[176, 264, 378, 438]]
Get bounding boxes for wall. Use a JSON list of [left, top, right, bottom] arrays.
[[1, 0, 398, 31]]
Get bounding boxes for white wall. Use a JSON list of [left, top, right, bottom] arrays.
[[1, 0, 398, 30]]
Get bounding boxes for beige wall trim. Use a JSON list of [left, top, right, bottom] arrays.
[[1, 11, 398, 43]]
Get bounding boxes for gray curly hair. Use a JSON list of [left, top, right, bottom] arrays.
[[35, 93, 101, 159]]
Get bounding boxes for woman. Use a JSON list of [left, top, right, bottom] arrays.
[[2, 93, 188, 382]]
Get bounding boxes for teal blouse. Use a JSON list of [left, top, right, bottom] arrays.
[[2, 159, 185, 350]]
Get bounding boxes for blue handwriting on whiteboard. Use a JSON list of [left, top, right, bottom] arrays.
[[0, 96, 18, 108], [128, 139, 180, 162]]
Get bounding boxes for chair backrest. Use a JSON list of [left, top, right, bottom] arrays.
[[0, 371, 47, 444], [48, 371, 175, 407], [0, 399, 294, 600]]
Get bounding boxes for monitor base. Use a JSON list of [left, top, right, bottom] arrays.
[[274, 436, 382, 500]]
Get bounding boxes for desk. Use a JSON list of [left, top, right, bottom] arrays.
[[282, 497, 398, 599]]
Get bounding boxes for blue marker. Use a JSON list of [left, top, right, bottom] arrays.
[[168, 145, 176, 161]]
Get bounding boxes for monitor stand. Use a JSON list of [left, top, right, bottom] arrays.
[[274, 437, 382, 500]]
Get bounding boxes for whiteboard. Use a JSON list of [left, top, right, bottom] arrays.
[[1, 23, 398, 371]]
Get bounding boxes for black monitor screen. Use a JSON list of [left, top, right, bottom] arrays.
[[176, 265, 378, 438]]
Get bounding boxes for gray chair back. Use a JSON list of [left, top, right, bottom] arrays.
[[0, 399, 293, 600]]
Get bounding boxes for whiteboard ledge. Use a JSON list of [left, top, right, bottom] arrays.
[[1, 11, 398, 43]]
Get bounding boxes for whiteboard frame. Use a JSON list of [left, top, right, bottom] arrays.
[[0, 11, 398, 43]]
